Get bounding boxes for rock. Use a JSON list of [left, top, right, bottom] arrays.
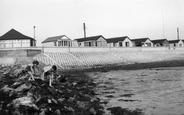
[[11, 96, 35, 108], [9, 96, 39, 114], [57, 98, 65, 104], [39, 108, 47, 115], [77, 101, 90, 110], [68, 96, 75, 103], [14, 83, 32, 92], [48, 99, 52, 103], [16, 74, 28, 81], [57, 75, 68, 83], [65, 106, 74, 112], [89, 107, 97, 115], [11, 81, 22, 88], [48, 87, 57, 95], [14, 69, 25, 77], [0, 85, 14, 92], [107, 106, 144, 115], [90, 97, 100, 103], [54, 109, 61, 115], [51, 98, 58, 104]]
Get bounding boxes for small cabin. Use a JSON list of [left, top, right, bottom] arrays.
[[106, 36, 133, 47], [168, 39, 184, 47], [151, 39, 169, 47], [74, 35, 107, 47], [0, 29, 36, 48], [42, 35, 72, 47], [131, 38, 153, 47]]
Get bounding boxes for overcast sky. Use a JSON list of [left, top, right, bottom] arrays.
[[0, 0, 184, 46]]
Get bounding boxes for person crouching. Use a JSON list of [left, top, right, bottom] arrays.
[[25, 60, 39, 81], [41, 65, 57, 87]]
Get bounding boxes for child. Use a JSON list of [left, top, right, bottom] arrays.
[[25, 60, 39, 81], [41, 65, 57, 87]]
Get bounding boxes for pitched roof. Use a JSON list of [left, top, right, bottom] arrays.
[[106, 36, 130, 43], [0, 29, 35, 40], [42, 35, 69, 43], [74, 35, 104, 42], [131, 38, 150, 44], [168, 39, 180, 43], [151, 39, 168, 44]]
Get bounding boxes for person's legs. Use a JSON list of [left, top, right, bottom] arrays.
[[41, 72, 45, 81], [28, 71, 35, 81], [49, 74, 53, 87]]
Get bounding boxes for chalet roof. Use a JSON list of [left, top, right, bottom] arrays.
[[74, 35, 104, 42], [42, 35, 70, 43], [106, 36, 130, 43], [168, 40, 180, 43], [151, 39, 168, 44], [0, 29, 35, 40], [131, 38, 150, 44]]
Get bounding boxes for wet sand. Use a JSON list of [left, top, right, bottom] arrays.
[[87, 66, 184, 115]]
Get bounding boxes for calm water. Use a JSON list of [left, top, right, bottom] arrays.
[[87, 67, 184, 115]]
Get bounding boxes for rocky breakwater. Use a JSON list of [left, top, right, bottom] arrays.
[[0, 65, 104, 115], [0, 65, 145, 115]]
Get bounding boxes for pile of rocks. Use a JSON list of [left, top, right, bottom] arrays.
[[0, 65, 104, 115]]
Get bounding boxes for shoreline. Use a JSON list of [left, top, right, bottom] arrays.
[[63, 59, 184, 74], [1, 58, 184, 115]]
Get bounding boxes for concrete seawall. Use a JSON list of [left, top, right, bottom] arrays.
[[0, 49, 42, 57], [1, 47, 184, 68]]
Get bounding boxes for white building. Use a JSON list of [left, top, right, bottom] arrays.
[[131, 38, 153, 47], [42, 35, 75, 47], [0, 29, 36, 48], [168, 39, 184, 47], [74, 35, 107, 47], [106, 36, 133, 47]]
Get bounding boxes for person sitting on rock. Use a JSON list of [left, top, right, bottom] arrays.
[[25, 60, 39, 81], [41, 65, 57, 87]]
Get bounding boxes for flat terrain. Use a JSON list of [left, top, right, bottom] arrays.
[[87, 67, 184, 115]]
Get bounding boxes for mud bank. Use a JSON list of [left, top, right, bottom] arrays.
[[87, 66, 184, 115]]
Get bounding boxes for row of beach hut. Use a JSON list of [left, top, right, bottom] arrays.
[[0, 28, 183, 48], [42, 35, 183, 48]]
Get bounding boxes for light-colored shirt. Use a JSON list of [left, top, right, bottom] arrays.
[[43, 66, 52, 73]]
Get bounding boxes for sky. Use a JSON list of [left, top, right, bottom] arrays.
[[0, 0, 184, 46]]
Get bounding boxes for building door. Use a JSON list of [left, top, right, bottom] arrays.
[[113, 43, 116, 47], [125, 42, 129, 47], [119, 42, 123, 47]]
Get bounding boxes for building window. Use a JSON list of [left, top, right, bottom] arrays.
[[84, 42, 92, 47], [58, 41, 61, 46], [179, 44, 182, 47], [54, 41, 57, 46], [63, 41, 68, 46], [119, 42, 123, 47], [174, 44, 176, 47]]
